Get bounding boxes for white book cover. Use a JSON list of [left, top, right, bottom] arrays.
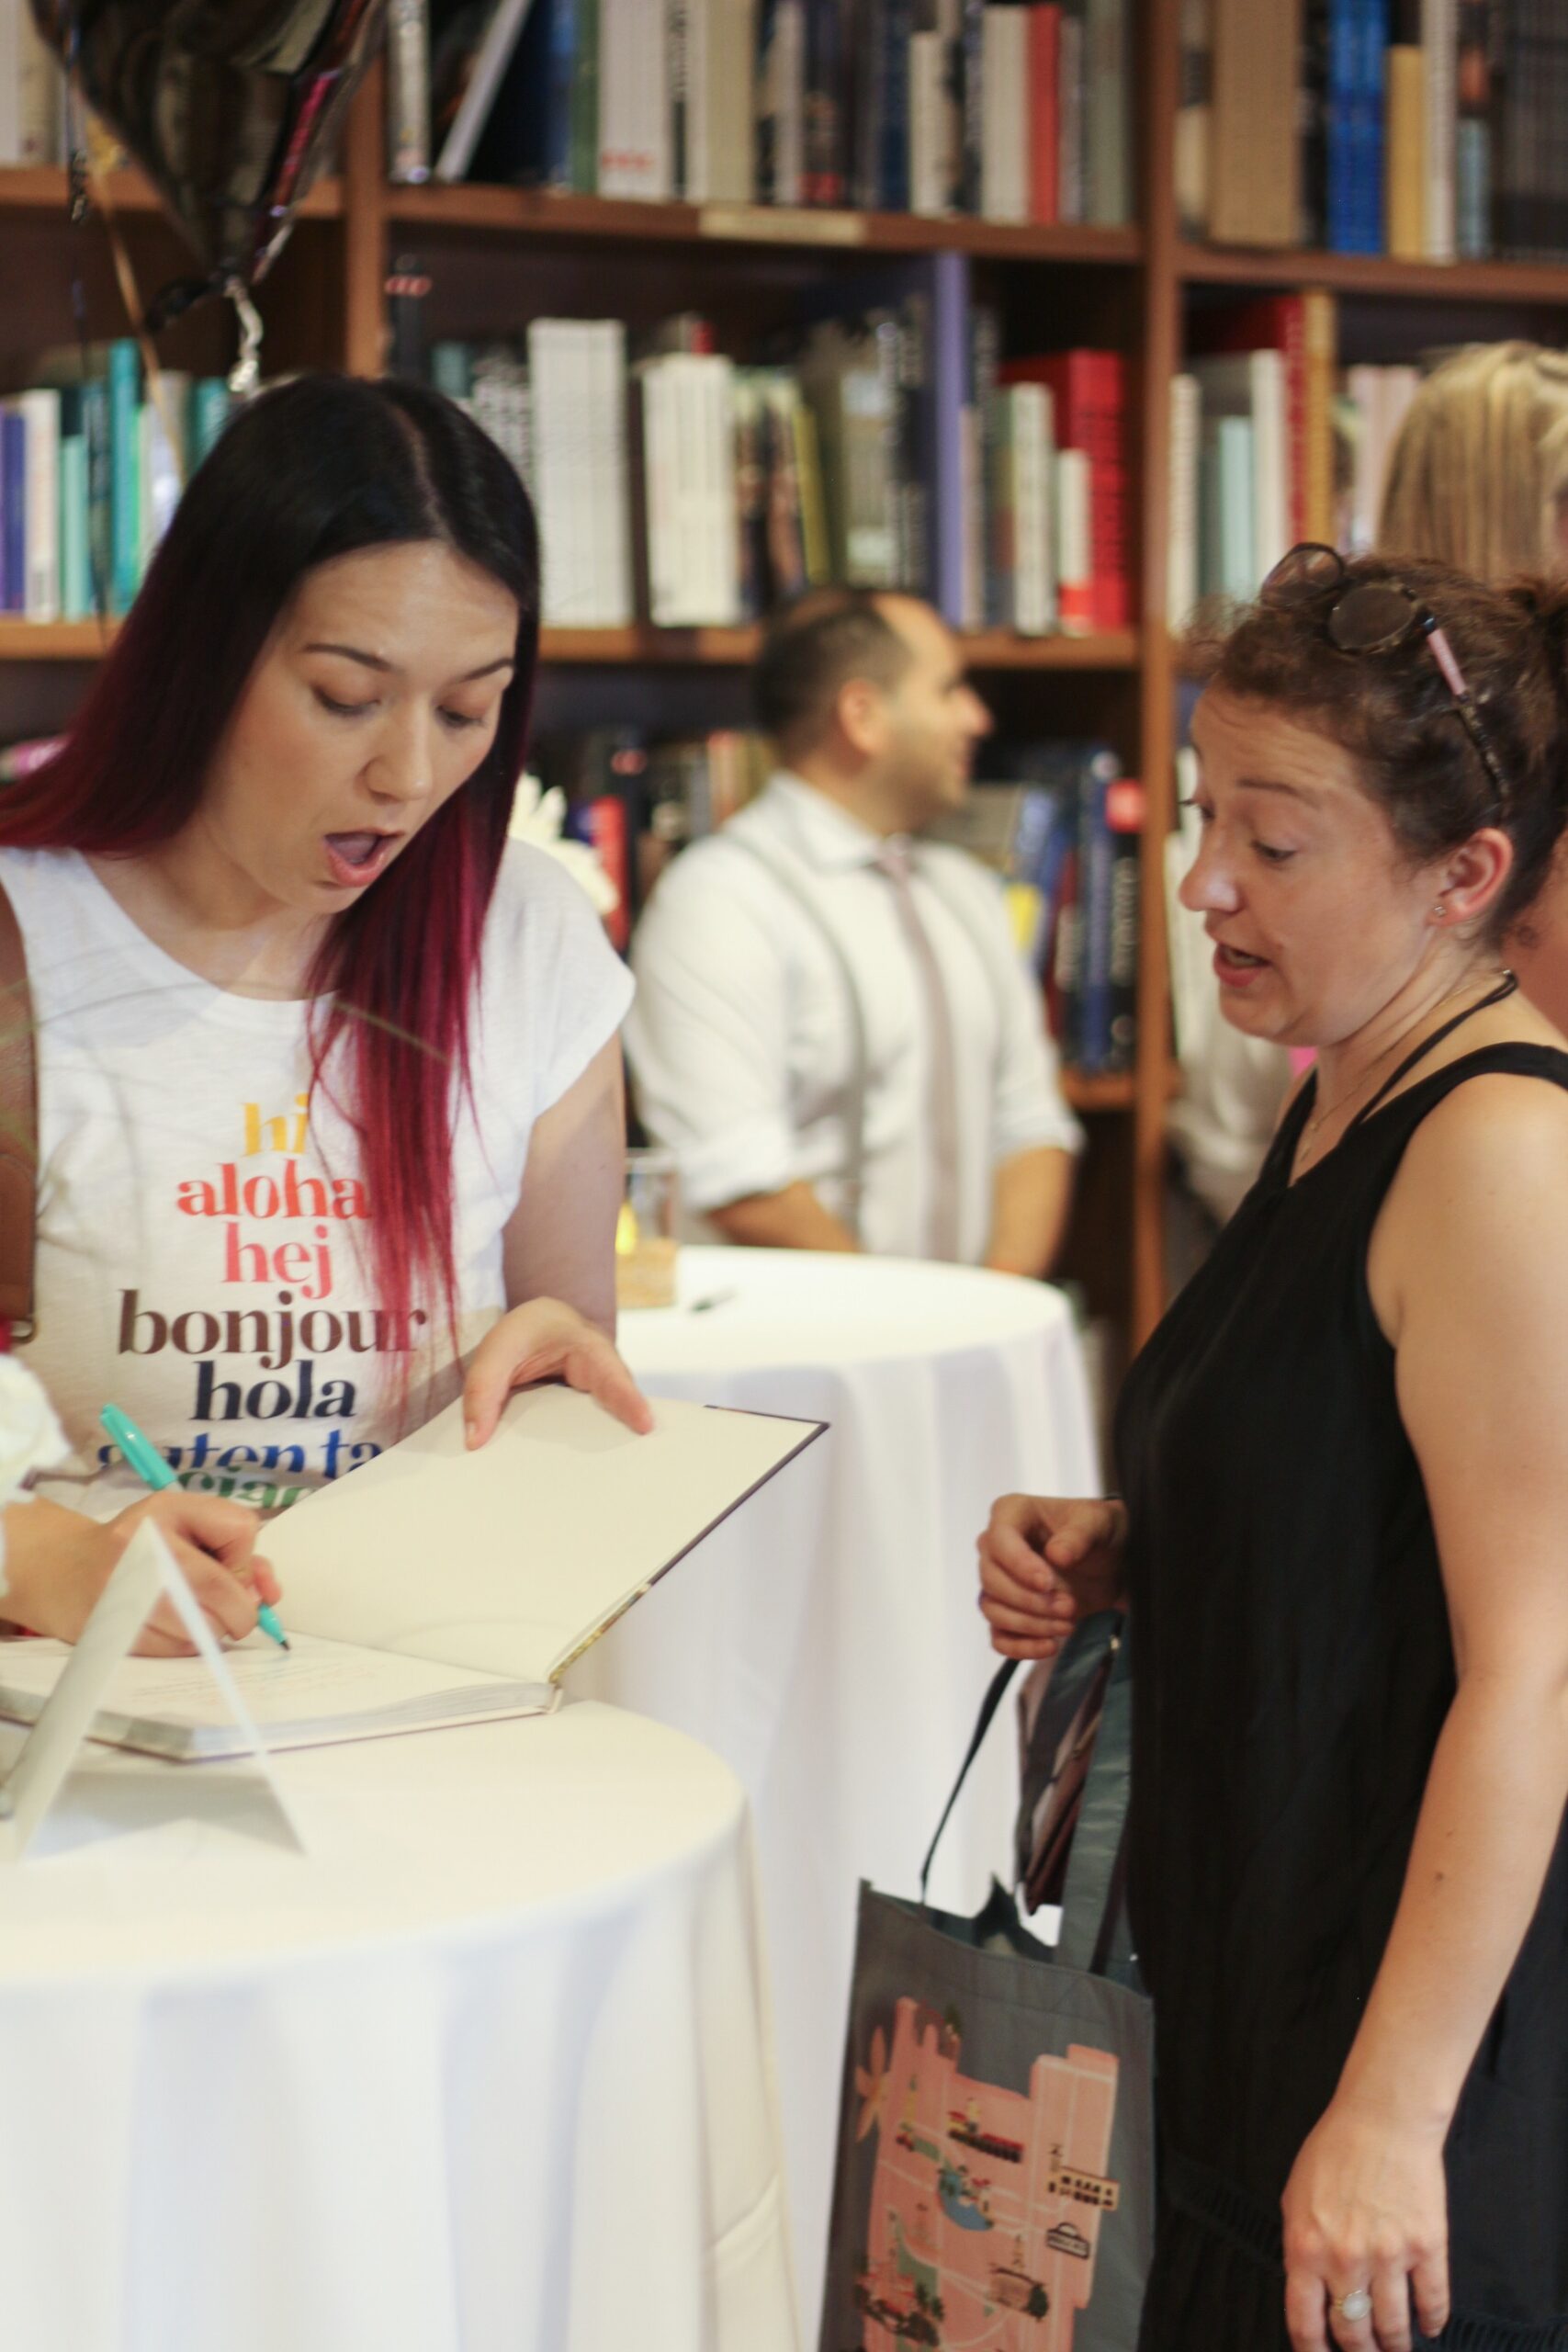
[[685, 0, 755, 203], [587, 320, 634, 626], [1190, 350, 1289, 586], [0, 1389, 825, 1760], [1168, 371, 1201, 630], [1345, 362, 1390, 556], [529, 320, 593, 626], [757, 0, 805, 204], [0, 0, 63, 165], [599, 0, 671, 198], [640, 360, 682, 621], [909, 31, 955, 216], [1423, 0, 1456, 263], [14, 389, 60, 622], [980, 8, 1030, 223], [1055, 447, 1093, 634]]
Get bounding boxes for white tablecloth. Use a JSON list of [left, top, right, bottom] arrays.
[[581, 1248, 1100, 2325], [0, 1702, 797, 2352]]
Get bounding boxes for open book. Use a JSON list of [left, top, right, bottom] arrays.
[[0, 1387, 823, 1761]]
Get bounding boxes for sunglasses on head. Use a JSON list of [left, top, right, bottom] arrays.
[[1259, 542, 1509, 816]]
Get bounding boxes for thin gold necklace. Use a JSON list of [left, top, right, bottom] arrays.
[[1294, 971, 1507, 1170]]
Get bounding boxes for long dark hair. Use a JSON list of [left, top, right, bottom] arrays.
[[0, 371, 541, 1355]]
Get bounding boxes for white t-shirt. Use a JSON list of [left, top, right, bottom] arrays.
[[626, 775, 1082, 1263], [2, 842, 634, 1516]]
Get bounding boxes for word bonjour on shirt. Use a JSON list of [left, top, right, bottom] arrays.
[[115, 1093, 430, 1433]]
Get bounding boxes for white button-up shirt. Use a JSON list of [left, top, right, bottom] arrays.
[[626, 774, 1083, 1263]]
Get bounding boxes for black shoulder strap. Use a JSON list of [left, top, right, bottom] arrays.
[[0, 878, 37, 1338], [1351, 970, 1518, 1130]]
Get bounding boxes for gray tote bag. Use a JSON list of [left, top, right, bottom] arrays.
[[818, 1622, 1153, 2350]]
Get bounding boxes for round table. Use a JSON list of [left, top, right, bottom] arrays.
[[0, 1701, 798, 2352], [581, 1247, 1100, 2326]]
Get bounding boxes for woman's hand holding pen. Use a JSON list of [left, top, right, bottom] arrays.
[[976, 1494, 1129, 1659], [463, 1297, 655, 1448], [1, 1490, 279, 1655]]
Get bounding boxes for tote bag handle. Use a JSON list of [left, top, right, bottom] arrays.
[[1055, 1623, 1134, 1975], [919, 1609, 1131, 1977]]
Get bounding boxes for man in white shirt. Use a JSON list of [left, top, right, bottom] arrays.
[[626, 591, 1083, 1270]]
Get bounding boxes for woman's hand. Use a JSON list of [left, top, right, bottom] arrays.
[[976, 1493, 1127, 1659], [1281, 2098, 1450, 2352], [463, 1297, 655, 1447], [2, 1490, 279, 1656]]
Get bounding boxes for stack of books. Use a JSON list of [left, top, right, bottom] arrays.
[[1168, 291, 1423, 623], [1183, 0, 1568, 264], [927, 745, 1145, 1073], [0, 347, 231, 623], [398, 0, 1133, 224], [420, 293, 1131, 639]]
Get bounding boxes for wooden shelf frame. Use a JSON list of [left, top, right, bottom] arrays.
[[0, 616, 1141, 671], [0, 164, 343, 221], [8, 2, 1568, 1346], [1179, 239, 1568, 305], [388, 180, 1143, 265]]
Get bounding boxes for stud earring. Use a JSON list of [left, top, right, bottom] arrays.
[[1431, 902, 1447, 920]]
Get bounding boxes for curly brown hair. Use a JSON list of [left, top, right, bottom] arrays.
[[1185, 554, 1568, 944]]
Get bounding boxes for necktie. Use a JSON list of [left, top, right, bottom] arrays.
[[874, 842, 963, 1261]]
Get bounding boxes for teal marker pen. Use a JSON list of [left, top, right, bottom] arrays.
[[99, 1404, 290, 1651]]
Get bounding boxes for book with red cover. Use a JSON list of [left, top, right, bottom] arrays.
[[998, 348, 1129, 629], [1030, 6, 1062, 224]]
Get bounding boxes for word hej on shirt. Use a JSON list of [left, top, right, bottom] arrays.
[[108, 1096, 431, 1511]]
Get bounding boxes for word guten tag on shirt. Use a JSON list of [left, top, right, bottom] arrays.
[[109, 1093, 432, 1510]]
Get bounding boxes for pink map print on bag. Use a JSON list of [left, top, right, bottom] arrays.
[[852, 1996, 1121, 2348]]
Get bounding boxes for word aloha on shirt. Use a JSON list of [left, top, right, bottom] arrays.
[[2, 842, 633, 1517]]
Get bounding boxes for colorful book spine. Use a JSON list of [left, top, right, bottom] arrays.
[[188, 379, 231, 469], [1074, 745, 1121, 1070], [107, 340, 141, 617], [1031, 5, 1062, 225], [1105, 774, 1144, 1072], [0, 407, 24, 614], [58, 389, 90, 621]]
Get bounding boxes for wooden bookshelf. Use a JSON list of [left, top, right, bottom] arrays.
[[388, 181, 1144, 265], [0, 165, 343, 220], [6, 0, 1568, 1354], [0, 617, 1141, 672], [1179, 240, 1568, 306]]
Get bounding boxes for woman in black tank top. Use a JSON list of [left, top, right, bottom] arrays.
[[978, 548, 1568, 2352]]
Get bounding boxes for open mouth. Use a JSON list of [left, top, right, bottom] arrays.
[[1213, 942, 1269, 979], [323, 831, 399, 888]]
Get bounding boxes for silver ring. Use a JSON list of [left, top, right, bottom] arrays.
[[1332, 2288, 1373, 2324]]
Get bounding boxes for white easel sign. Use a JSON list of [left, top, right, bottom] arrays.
[[0, 1522, 306, 1861]]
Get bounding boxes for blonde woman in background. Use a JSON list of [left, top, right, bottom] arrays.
[[1380, 341, 1568, 582], [1174, 338, 1568, 1223]]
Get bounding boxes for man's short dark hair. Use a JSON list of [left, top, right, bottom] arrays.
[[752, 589, 916, 756]]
